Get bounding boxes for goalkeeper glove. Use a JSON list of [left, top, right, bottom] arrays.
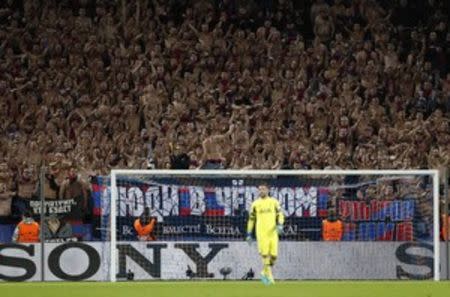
[[276, 225, 283, 235], [245, 233, 253, 245]]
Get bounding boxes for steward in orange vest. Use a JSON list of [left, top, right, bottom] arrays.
[[13, 211, 40, 243], [322, 209, 343, 241], [134, 210, 156, 241]]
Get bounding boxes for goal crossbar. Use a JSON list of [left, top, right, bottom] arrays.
[[111, 169, 438, 176]]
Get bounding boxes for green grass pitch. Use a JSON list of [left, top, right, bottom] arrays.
[[2, 281, 450, 297]]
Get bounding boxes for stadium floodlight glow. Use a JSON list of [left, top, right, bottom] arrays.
[[109, 169, 440, 282]]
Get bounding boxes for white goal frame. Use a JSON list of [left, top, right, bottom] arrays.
[[109, 169, 440, 282]]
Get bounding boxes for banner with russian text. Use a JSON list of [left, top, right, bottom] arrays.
[[90, 175, 428, 241]]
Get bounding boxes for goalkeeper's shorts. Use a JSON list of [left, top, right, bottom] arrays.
[[257, 235, 278, 257]]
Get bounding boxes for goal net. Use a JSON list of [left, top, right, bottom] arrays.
[[103, 170, 440, 281]]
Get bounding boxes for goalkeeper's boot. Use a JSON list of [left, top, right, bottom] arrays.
[[260, 271, 270, 285]]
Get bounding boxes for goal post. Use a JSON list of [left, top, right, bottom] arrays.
[[110, 170, 118, 283], [109, 169, 440, 282]]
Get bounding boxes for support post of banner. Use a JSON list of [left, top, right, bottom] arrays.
[[39, 166, 45, 281], [433, 170, 440, 281], [110, 171, 117, 282], [444, 168, 449, 280]]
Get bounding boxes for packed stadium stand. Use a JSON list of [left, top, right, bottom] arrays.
[[0, 0, 449, 243]]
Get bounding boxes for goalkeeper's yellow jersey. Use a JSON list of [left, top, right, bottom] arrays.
[[247, 196, 285, 239]]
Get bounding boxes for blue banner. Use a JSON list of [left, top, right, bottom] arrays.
[[92, 176, 327, 241], [91, 175, 428, 241]]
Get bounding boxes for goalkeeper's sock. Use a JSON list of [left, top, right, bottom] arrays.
[[267, 266, 273, 278], [262, 257, 271, 275], [263, 264, 271, 276]]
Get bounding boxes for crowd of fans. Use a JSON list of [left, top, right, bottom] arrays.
[[0, 0, 449, 226]]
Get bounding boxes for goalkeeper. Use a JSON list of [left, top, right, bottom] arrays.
[[246, 184, 284, 285]]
